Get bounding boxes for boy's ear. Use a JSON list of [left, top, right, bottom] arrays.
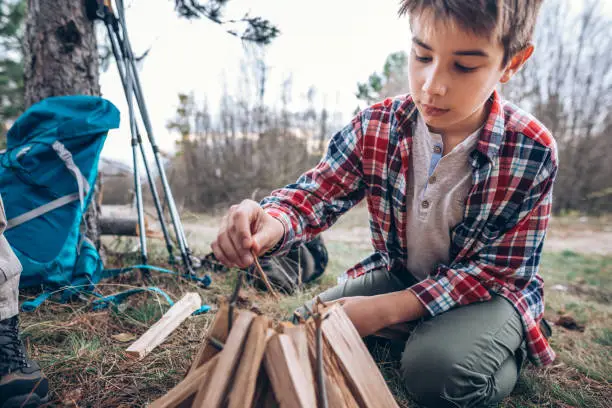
[[500, 44, 534, 83]]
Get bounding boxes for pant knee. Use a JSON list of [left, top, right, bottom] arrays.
[[400, 345, 504, 408], [401, 346, 456, 407]]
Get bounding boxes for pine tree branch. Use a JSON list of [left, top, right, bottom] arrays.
[[173, 0, 279, 45]]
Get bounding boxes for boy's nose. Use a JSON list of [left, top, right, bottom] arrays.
[[422, 74, 448, 97]]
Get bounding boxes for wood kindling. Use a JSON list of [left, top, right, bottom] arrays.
[[322, 306, 400, 408], [148, 355, 219, 408], [125, 292, 201, 360], [188, 302, 236, 375], [264, 332, 317, 408], [152, 302, 404, 408], [192, 310, 256, 408], [226, 315, 270, 408]]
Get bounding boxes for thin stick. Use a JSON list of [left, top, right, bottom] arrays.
[[313, 298, 329, 408], [251, 250, 280, 300], [228, 270, 244, 333]]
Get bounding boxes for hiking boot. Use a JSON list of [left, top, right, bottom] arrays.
[[0, 316, 49, 408]]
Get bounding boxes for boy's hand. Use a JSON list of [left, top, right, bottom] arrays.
[[330, 291, 428, 337], [329, 296, 388, 337], [212, 199, 285, 268]]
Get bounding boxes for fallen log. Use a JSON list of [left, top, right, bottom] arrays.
[[100, 215, 162, 239]]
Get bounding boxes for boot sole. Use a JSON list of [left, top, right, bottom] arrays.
[[1, 394, 48, 408]]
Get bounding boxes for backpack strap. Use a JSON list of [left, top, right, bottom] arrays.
[[6, 193, 80, 230], [51, 141, 90, 209], [6, 141, 90, 230]]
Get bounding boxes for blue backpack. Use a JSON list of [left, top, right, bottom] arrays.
[[0, 96, 211, 313], [0, 96, 118, 307]]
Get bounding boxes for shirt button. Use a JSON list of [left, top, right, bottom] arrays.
[[429, 175, 437, 184], [433, 145, 442, 154], [421, 200, 430, 209]]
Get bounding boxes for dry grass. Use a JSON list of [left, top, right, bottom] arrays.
[[17, 214, 612, 407]]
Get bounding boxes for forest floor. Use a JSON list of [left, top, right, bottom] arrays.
[[18, 205, 612, 407]]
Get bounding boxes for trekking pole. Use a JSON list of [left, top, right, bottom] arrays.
[[101, 5, 177, 267], [87, 0, 194, 274], [113, 0, 195, 275], [115, 0, 148, 268]]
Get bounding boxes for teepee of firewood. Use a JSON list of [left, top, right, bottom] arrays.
[[149, 297, 400, 408]]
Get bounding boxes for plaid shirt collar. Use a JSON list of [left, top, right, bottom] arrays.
[[395, 90, 505, 167]]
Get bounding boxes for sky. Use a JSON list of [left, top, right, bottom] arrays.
[[99, 0, 612, 166], [98, 0, 413, 165]]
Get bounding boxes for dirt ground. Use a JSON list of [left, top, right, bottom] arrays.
[[103, 204, 612, 256]]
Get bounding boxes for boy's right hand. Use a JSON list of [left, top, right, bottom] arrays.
[[211, 199, 285, 268]]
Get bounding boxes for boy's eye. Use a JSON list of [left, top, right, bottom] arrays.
[[455, 63, 478, 73], [414, 54, 432, 63]]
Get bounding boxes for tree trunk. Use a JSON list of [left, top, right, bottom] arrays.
[[23, 0, 104, 257]]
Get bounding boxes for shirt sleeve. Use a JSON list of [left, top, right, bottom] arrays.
[[408, 147, 558, 316], [261, 114, 367, 254]]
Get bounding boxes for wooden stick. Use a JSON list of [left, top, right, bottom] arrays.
[[251, 250, 280, 300], [305, 319, 359, 408], [227, 315, 270, 408], [322, 305, 399, 408], [148, 355, 219, 408], [192, 311, 256, 408], [188, 302, 235, 375], [279, 324, 315, 396], [126, 292, 201, 360], [264, 333, 317, 408]]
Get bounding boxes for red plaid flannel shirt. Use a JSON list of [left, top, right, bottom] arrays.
[[262, 90, 558, 366]]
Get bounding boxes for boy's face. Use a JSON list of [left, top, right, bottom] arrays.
[[408, 12, 513, 136]]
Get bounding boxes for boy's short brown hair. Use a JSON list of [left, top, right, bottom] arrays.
[[399, 0, 544, 65]]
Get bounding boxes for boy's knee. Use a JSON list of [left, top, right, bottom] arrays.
[[400, 342, 455, 407], [400, 342, 498, 408]]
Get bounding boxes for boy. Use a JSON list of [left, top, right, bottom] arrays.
[[213, 0, 557, 406], [0, 194, 49, 408]]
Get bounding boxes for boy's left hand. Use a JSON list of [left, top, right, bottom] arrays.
[[329, 291, 428, 337], [328, 296, 388, 337]]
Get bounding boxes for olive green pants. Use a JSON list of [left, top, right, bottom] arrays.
[[297, 269, 527, 408]]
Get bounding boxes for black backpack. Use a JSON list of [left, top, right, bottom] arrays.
[[247, 235, 328, 294]]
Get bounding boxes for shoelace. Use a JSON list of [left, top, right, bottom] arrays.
[[0, 324, 28, 375]]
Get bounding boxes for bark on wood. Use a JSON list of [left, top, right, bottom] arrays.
[[100, 216, 143, 236], [24, 0, 103, 257], [100, 215, 162, 239], [264, 333, 317, 408], [192, 311, 256, 408], [322, 305, 399, 408], [126, 293, 201, 360]]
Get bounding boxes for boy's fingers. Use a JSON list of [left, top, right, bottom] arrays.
[[217, 233, 243, 267], [211, 240, 229, 267], [230, 206, 253, 249]]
